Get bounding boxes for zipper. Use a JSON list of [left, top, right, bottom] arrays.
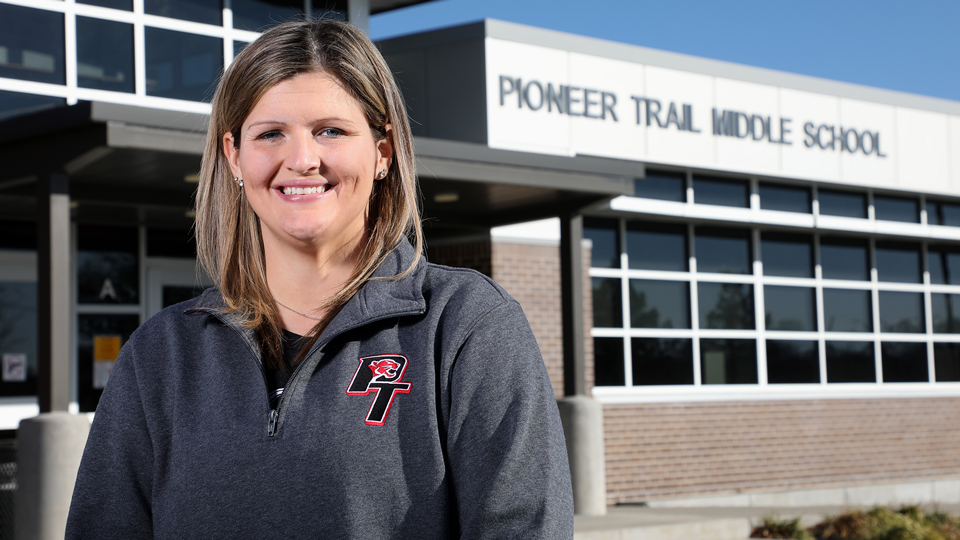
[[268, 409, 279, 436]]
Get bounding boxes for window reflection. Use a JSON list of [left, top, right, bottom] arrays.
[[764, 286, 816, 331], [931, 293, 960, 334], [928, 246, 960, 285], [934, 343, 960, 382], [766, 340, 819, 384], [0, 5, 64, 85], [629, 280, 689, 329], [0, 282, 38, 397], [700, 339, 757, 384], [826, 341, 875, 383], [881, 342, 927, 382], [591, 278, 622, 328], [634, 170, 685, 202], [761, 233, 813, 278], [693, 175, 749, 208], [0, 90, 65, 122], [927, 201, 960, 227], [696, 228, 751, 274], [232, 0, 313, 31], [584, 218, 619, 269], [875, 242, 921, 283], [593, 337, 624, 386], [626, 222, 686, 271], [819, 190, 866, 218], [820, 237, 869, 281], [145, 0, 221, 25], [878, 291, 925, 333], [759, 183, 810, 213], [823, 289, 872, 332], [145, 27, 222, 102], [631, 338, 693, 385], [78, 0, 132, 9], [77, 225, 139, 305], [78, 314, 140, 411], [874, 195, 919, 223], [698, 282, 754, 330], [77, 17, 134, 93]]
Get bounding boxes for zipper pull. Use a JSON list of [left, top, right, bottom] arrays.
[[268, 409, 278, 437]]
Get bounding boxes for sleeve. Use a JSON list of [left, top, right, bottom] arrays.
[[445, 300, 574, 540], [65, 339, 155, 540]]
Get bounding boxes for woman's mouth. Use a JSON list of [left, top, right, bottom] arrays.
[[280, 185, 328, 195]]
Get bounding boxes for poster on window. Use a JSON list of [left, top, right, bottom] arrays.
[[2, 353, 27, 382], [93, 335, 122, 389]]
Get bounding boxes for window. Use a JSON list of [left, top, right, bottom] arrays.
[[0, 282, 38, 397], [934, 343, 960, 382], [874, 195, 919, 223], [766, 340, 819, 384], [77, 17, 134, 93], [634, 170, 685, 202], [147, 228, 197, 258], [0, 90, 65, 122], [826, 341, 875, 383], [631, 338, 693, 385], [584, 218, 619, 269], [78, 0, 132, 9], [0, 4, 64, 85], [823, 289, 872, 332], [761, 233, 813, 278], [591, 278, 622, 328], [145, 0, 222, 25], [698, 283, 754, 330], [759, 183, 810, 213], [931, 293, 960, 333], [77, 225, 139, 305], [878, 291, 925, 333], [145, 27, 222, 102], [700, 339, 757, 384], [629, 280, 689, 328], [626, 222, 686, 271], [764, 286, 816, 331], [232, 0, 327, 31], [693, 175, 748, 208], [696, 228, 751, 274], [928, 246, 960, 285], [881, 342, 927, 382], [593, 337, 624, 386], [820, 238, 869, 280], [875, 242, 921, 283], [927, 201, 960, 227], [819, 190, 866, 218]]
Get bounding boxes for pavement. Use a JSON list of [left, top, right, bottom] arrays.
[[573, 503, 960, 540]]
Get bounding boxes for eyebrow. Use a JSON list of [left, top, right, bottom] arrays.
[[246, 116, 358, 129]]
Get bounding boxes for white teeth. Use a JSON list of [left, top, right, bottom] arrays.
[[282, 185, 326, 195]]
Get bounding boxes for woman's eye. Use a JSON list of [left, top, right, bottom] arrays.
[[319, 128, 344, 138], [256, 130, 282, 141]]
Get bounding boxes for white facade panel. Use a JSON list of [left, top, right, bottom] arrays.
[[713, 78, 782, 175], [837, 98, 897, 188], [568, 53, 645, 162], [896, 108, 950, 193], [779, 88, 841, 182], [643, 66, 714, 167], [951, 116, 960, 192]]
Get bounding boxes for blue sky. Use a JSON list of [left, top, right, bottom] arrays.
[[370, 0, 960, 103]]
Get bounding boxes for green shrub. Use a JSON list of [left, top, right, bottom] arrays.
[[752, 515, 813, 540]]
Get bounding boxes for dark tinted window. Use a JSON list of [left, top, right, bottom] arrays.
[[878, 291, 925, 333], [77, 17, 134, 93], [759, 183, 810, 213], [147, 228, 196, 258], [696, 228, 751, 274], [700, 339, 757, 384], [927, 201, 960, 227], [0, 282, 38, 397], [698, 282, 755, 330], [874, 195, 919, 223], [761, 233, 813, 278], [77, 225, 139, 304], [593, 337, 624, 386], [631, 338, 693, 385], [77, 314, 140, 411], [145, 27, 222, 102], [584, 218, 619, 269], [826, 341, 876, 383], [145, 0, 222, 25], [592, 278, 622, 328], [0, 90, 65, 122], [634, 170, 685, 202], [819, 189, 866, 218], [881, 342, 928, 382], [626, 222, 686, 271], [233, 0, 309, 31], [928, 246, 960, 285], [693, 176, 748, 208], [931, 293, 960, 334], [934, 343, 960, 382], [629, 280, 689, 329], [875, 242, 921, 283], [764, 286, 816, 331], [162, 285, 206, 308], [823, 289, 873, 333], [820, 237, 869, 281], [0, 220, 37, 250], [0, 5, 64, 85], [766, 340, 819, 384], [78, 0, 132, 9]]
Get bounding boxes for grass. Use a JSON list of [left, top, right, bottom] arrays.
[[751, 506, 960, 540]]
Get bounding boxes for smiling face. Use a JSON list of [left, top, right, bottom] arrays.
[[224, 71, 392, 258]]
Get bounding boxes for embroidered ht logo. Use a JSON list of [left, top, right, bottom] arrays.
[[346, 354, 411, 426]]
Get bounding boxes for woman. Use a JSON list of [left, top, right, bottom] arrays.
[[66, 18, 573, 539]]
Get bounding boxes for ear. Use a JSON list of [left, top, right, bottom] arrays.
[[223, 131, 243, 179], [375, 124, 394, 179]]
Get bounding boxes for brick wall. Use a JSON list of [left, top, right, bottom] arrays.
[[603, 398, 960, 504]]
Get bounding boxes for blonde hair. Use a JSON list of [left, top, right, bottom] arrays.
[[195, 18, 422, 368]]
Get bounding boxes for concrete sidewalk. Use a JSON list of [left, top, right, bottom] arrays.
[[574, 503, 960, 540]]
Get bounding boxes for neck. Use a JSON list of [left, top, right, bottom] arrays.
[[264, 232, 366, 335]]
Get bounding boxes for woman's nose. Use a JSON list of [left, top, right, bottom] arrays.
[[287, 131, 320, 175]]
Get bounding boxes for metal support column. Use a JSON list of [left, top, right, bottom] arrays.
[[37, 173, 71, 413], [560, 213, 586, 396]]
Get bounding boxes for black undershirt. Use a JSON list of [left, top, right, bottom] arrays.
[[266, 329, 303, 409]]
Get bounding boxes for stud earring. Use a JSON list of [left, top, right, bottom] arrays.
[[234, 176, 244, 187], [377, 170, 387, 179]]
